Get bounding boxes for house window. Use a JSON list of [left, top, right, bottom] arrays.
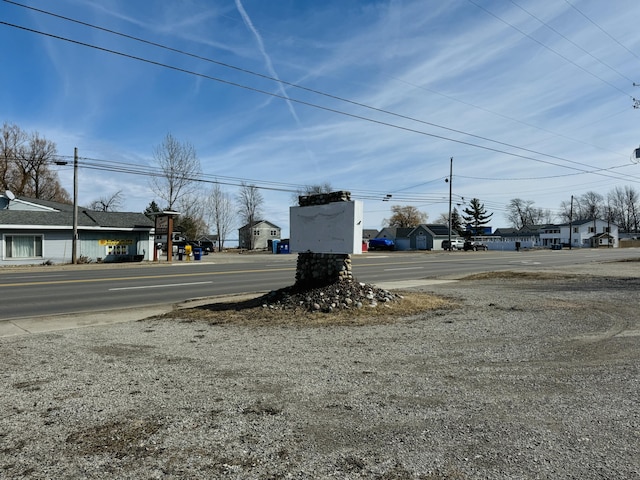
[[573, 227, 579, 233], [588, 226, 595, 233], [270, 230, 277, 236], [253, 230, 260, 236], [5, 235, 43, 258]]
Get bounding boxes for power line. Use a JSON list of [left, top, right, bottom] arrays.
[[2, 2, 638, 181], [510, 0, 636, 85], [4, 20, 640, 187], [563, 0, 640, 63], [387, 75, 630, 160], [467, 0, 633, 99], [456, 163, 632, 181]]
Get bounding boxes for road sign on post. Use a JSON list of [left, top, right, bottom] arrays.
[[152, 211, 179, 262]]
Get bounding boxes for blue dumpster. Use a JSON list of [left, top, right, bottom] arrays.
[[193, 248, 202, 260], [277, 240, 290, 254]]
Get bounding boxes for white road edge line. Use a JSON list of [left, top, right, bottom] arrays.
[[109, 281, 213, 291]]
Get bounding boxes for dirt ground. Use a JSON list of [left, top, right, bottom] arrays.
[[0, 260, 638, 479]]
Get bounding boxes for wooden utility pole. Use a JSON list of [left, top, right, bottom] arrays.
[[71, 147, 79, 264], [447, 157, 453, 250], [568, 195, 573, 250]]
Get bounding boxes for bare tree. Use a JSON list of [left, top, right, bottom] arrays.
[[207, 183, 235, 251], [383, 205, 427, 228], [1, 122, 26, 190], [1, 123, 69, 202], [236, 182, 264, 250], [580, 191, 604, 220], [175, 194, 208, 240], [560, 191, 605, 223], [88, 191, 124, 212], [149, 133, 201, 210], [506, 198, 553, 228], [435, 208, 463, 233], [608, 186, 639, 233]]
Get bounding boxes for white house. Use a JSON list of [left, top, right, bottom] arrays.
[[1, 193, 155, 265], [539, 219, 618, 248]]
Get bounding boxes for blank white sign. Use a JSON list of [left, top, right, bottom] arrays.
[[290, 201, 363, 254]]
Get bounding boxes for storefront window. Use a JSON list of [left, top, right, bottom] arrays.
[[5, 235, 43, 258]]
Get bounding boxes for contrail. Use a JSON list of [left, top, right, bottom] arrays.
[[235, 0, 301, 125]]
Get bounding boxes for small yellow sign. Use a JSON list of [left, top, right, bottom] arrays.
[[99, 239, 134, 246]]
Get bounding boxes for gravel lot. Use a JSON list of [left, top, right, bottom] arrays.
[[1, 261, 639, 479]]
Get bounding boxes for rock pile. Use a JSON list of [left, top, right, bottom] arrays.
[[297, 190, 351, 206], [260, 279, 401, 313]]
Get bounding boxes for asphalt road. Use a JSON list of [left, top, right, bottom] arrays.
[[1, 248, 638, 321]]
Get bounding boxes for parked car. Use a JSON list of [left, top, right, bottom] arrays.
[[442, 238, 465, 250], [464, 240, 488, 251], [368, 238, 395, 251], [196, 240, 215, 253]]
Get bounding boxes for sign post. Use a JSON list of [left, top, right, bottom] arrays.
[[153, 211, 179, 263]]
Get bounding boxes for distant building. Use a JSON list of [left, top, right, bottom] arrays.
[[238, 220, 281, 250], [539, 219, 619, 248], [373, 224, 458, 251]]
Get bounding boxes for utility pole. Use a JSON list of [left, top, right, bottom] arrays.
[[568, 195, 573, 250], [71, 147, 79, 264], [448, 157, 453, 250]]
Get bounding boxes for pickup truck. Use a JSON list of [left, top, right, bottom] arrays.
[[442, 238, 465, 250]]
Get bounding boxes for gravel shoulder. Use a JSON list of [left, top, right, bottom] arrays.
[[1, 261, 639, 479]]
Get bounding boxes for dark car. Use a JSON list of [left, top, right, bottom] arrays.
[[198, 241, 215, 253], [464, 241, 488, 251], [368, 238, 395, 251]]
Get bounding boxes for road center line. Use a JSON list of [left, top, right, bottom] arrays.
[[109, 281, 213, 291], [383, 267, 425, 271]]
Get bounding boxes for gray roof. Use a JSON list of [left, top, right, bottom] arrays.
[[423, 224, 452, 236], [239, 219, 281, 230], [0, 209, 153, 229], [362, 229, 378, 239], [1, 196, 153, 230]]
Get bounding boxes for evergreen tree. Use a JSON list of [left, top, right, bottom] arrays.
[[450, 207, 463, 234], [462, 198, 493, 235], [144, 200, 162, 220]]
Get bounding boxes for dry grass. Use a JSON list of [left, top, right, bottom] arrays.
[[461, 271, 577, 281], [161, 291, 457, 327], [610, 257, 640, 263]]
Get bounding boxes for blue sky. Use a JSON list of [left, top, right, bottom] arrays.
[[2, 0, 640, 236]]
